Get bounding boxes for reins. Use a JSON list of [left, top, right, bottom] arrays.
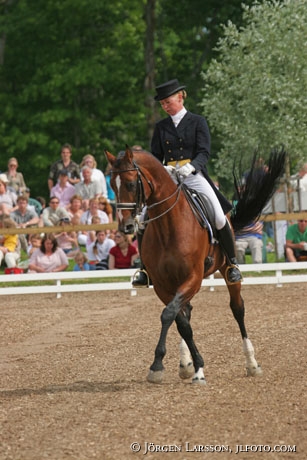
[[144, 183, 183, 225]]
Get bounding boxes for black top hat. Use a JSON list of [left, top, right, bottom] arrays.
[[154, 79, 186, 101]]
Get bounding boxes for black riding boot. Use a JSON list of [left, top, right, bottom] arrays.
[[132, 230, 150, 287], [217, 221, 243, 284]]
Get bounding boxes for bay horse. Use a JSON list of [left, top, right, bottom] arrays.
[[105, 146, 285, 385]]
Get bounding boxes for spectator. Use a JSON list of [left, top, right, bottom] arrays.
[[10, 194, 40, 251], [84, 215, 101, 250], [10, 195, 40, 229], [108, 231, 138, 269], [74, 165, 102, 208], [27, 233, 43, 257], [80, 197, 109, 225], [23, 189, 43, 217], [73, 251, 91, 271], [42, 197, 70, 227], [78, 198, 109, 246], [54, 217, 79, 258], [77, 214, 99, 250], [87, 230, 115, 269], [235, 221, 264, 264], [0, 216, 20, 269], [0, 173, 17, 216], [290, 163, 307, 192], [80, 154, 108, 199], [285, 219, 307, 262], [50, 169, 76, 207], [28, 233, 68, 273], [36, 196, 46, 213], [67, 194, 83, 220], [98, 196, 114, 222], [5, 157, 27, 195], [48, 143, 80, 191]]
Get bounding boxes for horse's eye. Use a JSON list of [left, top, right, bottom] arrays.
[[125, 181, 137, 193]]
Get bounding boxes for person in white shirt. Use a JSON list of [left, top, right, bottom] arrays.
[[87, 230, 115, 269], [74, 165, 102, 209], [80, 154, 108, 199], [78, 197, 109, 246]]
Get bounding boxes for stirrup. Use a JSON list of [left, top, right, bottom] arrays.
[[225, 264, 243, 285], [132, 269, 150, 288]]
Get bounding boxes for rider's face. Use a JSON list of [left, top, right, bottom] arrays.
[[159, 92, 184, 116]]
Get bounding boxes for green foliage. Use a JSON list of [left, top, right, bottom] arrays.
[[0, 0, 147, 197], [201, 0, 307, 184], [0, 0, 254, 199]]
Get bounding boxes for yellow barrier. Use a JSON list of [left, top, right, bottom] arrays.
[[1, 212, 307, 235], [0, 221, 118, 235]]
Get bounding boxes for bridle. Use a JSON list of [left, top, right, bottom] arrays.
[[111, 161, 183, 225]]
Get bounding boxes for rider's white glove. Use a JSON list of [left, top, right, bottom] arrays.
[[164, 165, 176, 176], [178, 163, 195, 177]]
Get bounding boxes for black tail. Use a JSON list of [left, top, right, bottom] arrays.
[[230, 147, 286, 232]]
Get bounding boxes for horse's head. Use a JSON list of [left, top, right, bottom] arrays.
[[105, 146, 149, 234]]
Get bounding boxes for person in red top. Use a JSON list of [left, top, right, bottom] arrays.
[[108, 231, 138, 269]]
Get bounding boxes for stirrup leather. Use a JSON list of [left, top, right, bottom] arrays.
[[225, 264, 243, 285], [132, 268, 150, 287]]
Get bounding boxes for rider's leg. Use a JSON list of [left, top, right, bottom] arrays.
[[184, 172, 242, 284]]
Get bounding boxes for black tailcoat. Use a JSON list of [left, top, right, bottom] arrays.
[[151, 111, 232, 214]]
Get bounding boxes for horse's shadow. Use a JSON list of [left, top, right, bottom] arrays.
[[0, 380, 145, 398]]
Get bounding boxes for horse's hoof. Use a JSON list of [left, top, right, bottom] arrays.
[[191, 377, 207, 385], [246, 365, 263, 377], [147, 370, 164, 384], [179, 362, 195, 380]]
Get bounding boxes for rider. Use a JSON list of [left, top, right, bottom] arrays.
[[132, 78, 242, 286]]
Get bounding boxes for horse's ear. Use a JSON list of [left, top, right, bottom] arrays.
[[125, 145, 134, 163], [105, 150, 116, 165]]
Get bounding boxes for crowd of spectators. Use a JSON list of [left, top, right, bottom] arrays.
[[1, 143, 307, 273], [0, 144, 140, 273]]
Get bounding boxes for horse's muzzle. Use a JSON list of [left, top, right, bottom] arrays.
[[116, 202, 138, 234]]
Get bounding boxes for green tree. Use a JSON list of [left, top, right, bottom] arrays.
[[0, 0, 254, 197], [153, 0, 255, 111], [201, 0, 307, 183], [0, 0, 147, 196]]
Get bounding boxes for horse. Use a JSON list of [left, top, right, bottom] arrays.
[[105, 146, 286, 385]]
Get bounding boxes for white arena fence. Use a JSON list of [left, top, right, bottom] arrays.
[[0, 262, 307, 298]]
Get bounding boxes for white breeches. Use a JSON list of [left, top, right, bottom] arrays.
[[181, 172, 226, 229]]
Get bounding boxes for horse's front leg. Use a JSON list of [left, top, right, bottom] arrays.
[[147, 293, 183, 384], [227, 283, 263, 377], [176, 306, 206, 385]]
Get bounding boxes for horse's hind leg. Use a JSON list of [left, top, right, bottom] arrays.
[[176, 304, 206, 385], [227, 282, 263, 377]]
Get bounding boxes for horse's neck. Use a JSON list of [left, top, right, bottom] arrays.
[[146, 168, 178, 203]]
